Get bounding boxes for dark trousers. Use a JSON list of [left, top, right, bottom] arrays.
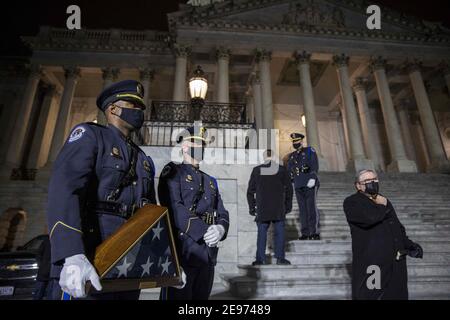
[[160, 264, 215, 300], [295, 186, 320, 236], [46, 279, 141, 300], [256, 220, 285, 263], [33, 280, 49, 300]]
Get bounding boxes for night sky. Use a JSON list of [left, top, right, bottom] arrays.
[[1, 0, 449, 56]]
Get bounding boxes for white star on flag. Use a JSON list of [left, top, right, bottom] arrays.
[[152, 222, 164, 241], [141, 257, 154, 277], [161, 256, 172, 275], [116, 257, 132, 278]]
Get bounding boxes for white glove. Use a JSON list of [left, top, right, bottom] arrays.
[[307, 178, 316, 189], [203, 225, 225, 247], [59, 254, 102, 298], [172, 267, 187, 289]]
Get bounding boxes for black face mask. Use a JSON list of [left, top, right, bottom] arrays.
[[118, 107, 144, 130], [293, 142, 303, 150], [364, 181, 379, 196], [188, 146, 205, 162]]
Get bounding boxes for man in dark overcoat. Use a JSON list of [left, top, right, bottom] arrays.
[[247, 150, 293, 265], [343, 169, 423, 300]]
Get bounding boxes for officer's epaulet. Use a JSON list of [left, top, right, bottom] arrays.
[[160, 162, 180, 179]]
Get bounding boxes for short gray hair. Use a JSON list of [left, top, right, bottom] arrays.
[[355, 169, 378, 183]]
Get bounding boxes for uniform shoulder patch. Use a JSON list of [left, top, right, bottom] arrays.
[[68, 126, 86, 143], [160, 162, 179, 179]]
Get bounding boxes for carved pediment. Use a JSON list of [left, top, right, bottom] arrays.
[[170, 0, 450, 43]]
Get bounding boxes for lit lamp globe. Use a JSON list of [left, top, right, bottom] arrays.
[[189, 65, 208, 121], [301, 114, 306, 128]]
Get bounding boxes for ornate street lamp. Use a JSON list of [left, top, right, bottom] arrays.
[[189, 65, 208, 121]]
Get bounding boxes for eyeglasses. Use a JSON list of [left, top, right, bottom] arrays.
[[358, 178, 379, 184]]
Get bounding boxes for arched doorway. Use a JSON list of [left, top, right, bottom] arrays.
[[0, 208, 27, 252]]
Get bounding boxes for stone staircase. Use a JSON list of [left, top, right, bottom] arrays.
[[222, 173, 450, 300], [0, 181, 49, 243]]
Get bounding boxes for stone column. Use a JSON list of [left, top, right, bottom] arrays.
[[441, 62, 450, 95], [27, 85, 61, 169], [140, 68, 155, 119], [333, 54, 373, 172], [395, 99, 416, 162], [1, 64, 42, 179], [338, 103, 351, 160], [173, 45, 191, 101], [245, 91, 254, 124], [295, 51, 327, 170], [352, 77, 380, 170], [97, 67, 120, 125], [256, 50, 275, 149], [46, 67, 81, 164], [370, 57, 417, 172], [251, 71, 263, 130], [216, 47, 231, 103], [406, 60, 450, 173]]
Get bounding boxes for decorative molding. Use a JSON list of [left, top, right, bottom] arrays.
[[352, 77, 368, 92], [254, 49, 272, 62], [403, 59, 423, 74], [139, 68, 155, 81], [64, 66, 81, 79], [332, 53, 349, 68], [102, 67, 120, 81], [294, 50, 311, 65], [369, 56, 387, 72], [23, 27, 171, 54], [216, 46, 231, 61], [282, 0, 345, 29], [173, 43, 192, 58]]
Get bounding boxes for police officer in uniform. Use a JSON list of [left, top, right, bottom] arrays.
[[158, 125, 230, 300], [46, 80, 156, 300], [287, 133, 321, 240]]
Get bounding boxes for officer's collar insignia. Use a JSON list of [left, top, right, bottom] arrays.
[[210, 181, 215, 189], [68, 126, 86, 143], [186, 175, 193, 182], [143, 160, 151, 171], [111, 147, 122, 158]]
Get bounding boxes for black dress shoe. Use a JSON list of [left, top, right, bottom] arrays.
[[276, 258, 291, 265], [309, 234, 321, 240], [252, 260, 266, 266], [299, 235, 309, 240]]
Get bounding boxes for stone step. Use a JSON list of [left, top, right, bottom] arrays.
[[284, 219, 450, 228], [224, 275, 450, 299], [259, 251, 450, 265], [287, 239, 450, 252], [236, 263, 450, 281], [285, 229, 450, 239]]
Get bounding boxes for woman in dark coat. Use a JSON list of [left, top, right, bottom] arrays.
[[343, 169, 423, 300]]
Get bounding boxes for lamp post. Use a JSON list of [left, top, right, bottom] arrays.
[[189, 65, 208, 121]]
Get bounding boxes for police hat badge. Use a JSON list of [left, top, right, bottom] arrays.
[[87, 204, 181, 293]]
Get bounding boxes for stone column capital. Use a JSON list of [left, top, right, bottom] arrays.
[[294, 51, 311, 65], [216, 47, 231, 61], [403, 59, 422, 74], [369, 56, 387, 72], [251, 71, 261, 85], [64, 66, 81, 80], [254, 49, 272, 62], [139, 68, 155, 81], [27, 64, 43, 78], [352, 77, 368, 92], [102, 67, 120, 81], [332, 54, 350, 68], [173, 44, 192, 58]]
